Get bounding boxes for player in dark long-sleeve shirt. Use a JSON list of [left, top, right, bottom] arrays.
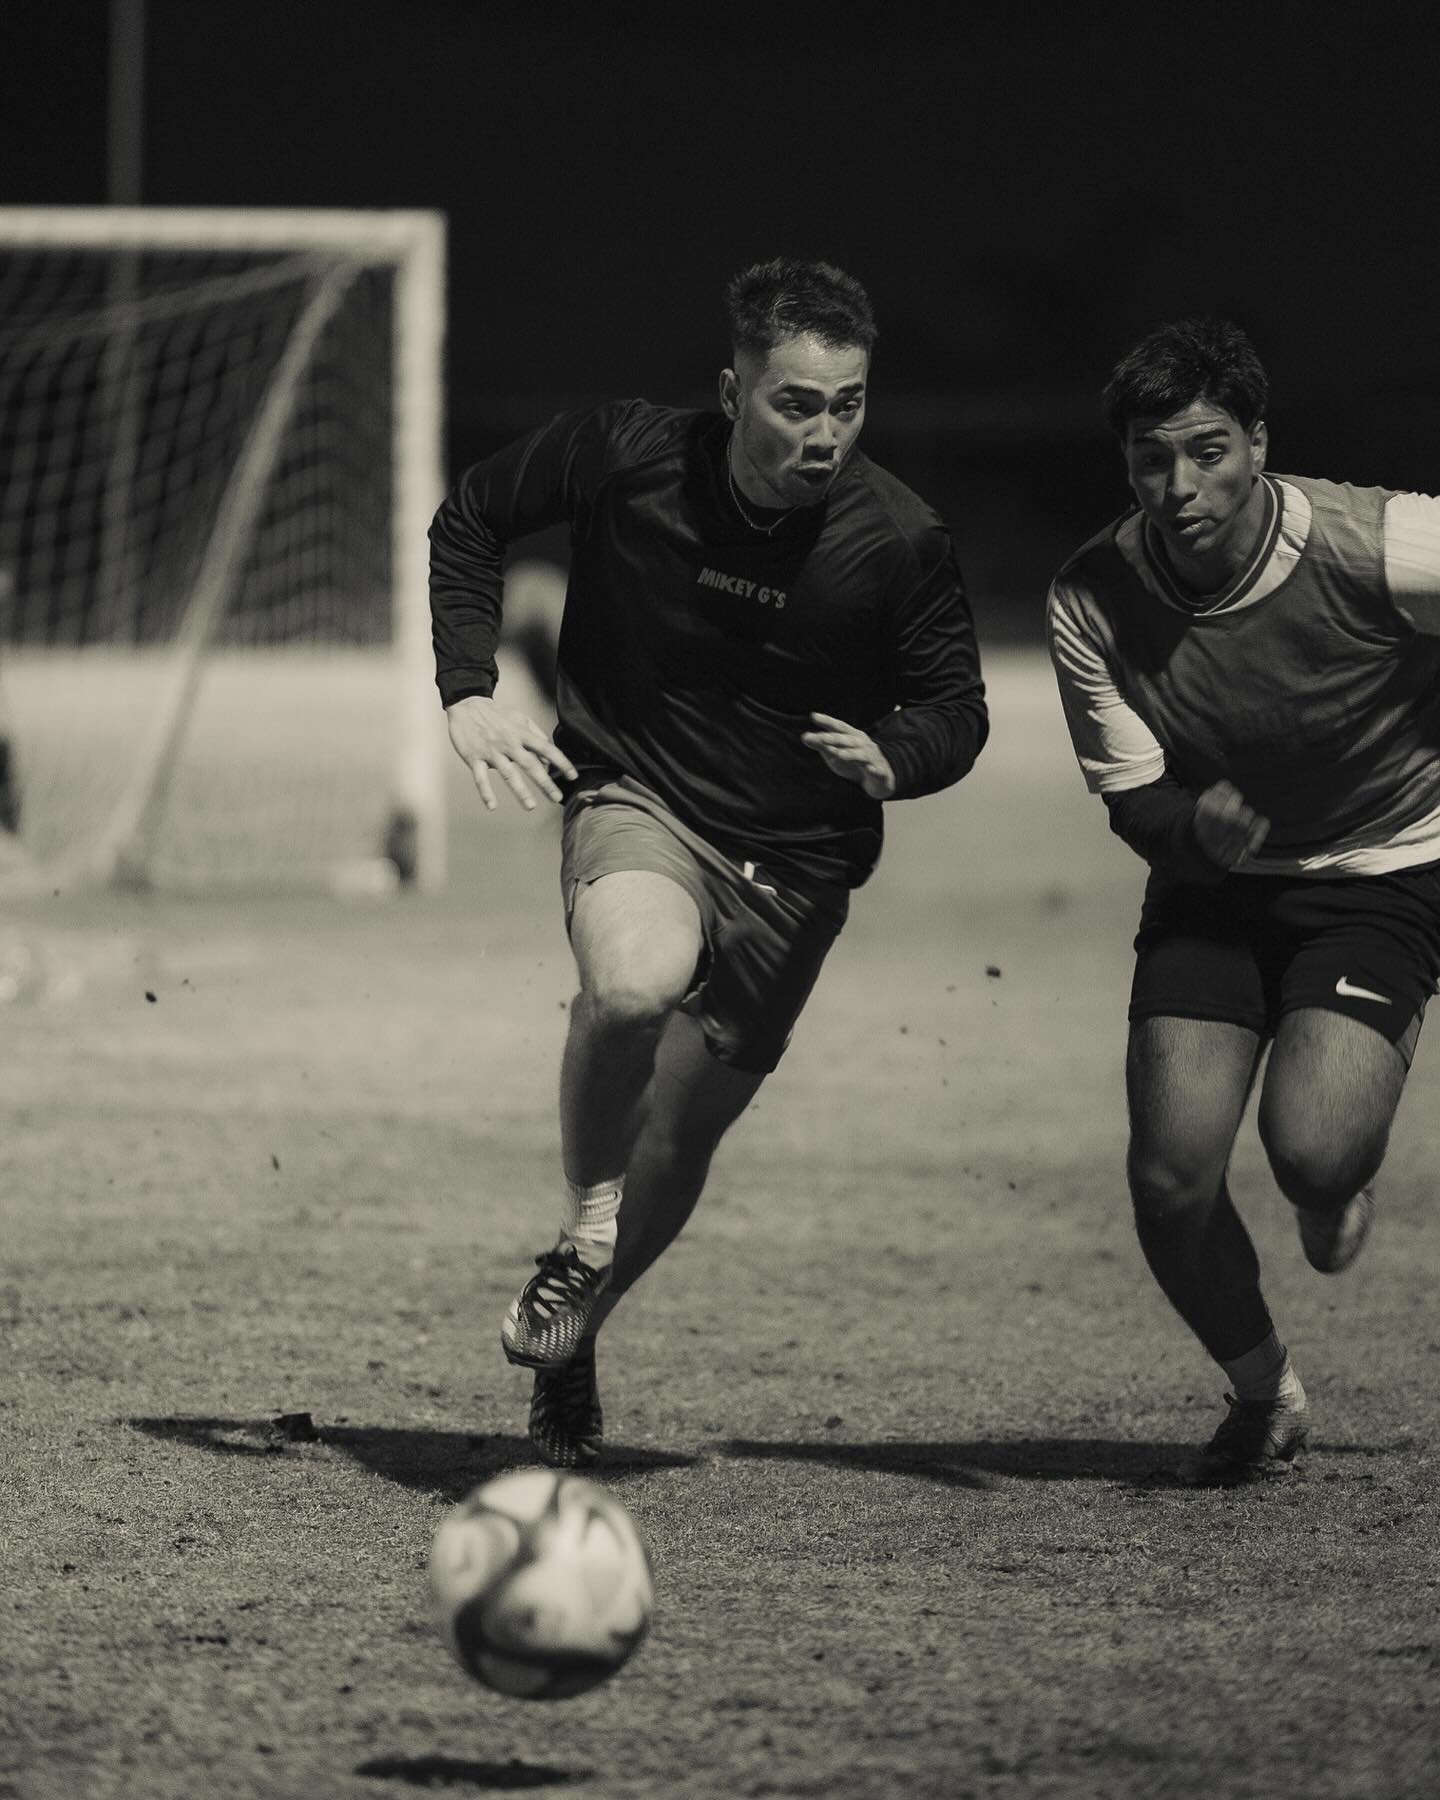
[[431, 258, 987, 1467], [432, 398, 983, 889]]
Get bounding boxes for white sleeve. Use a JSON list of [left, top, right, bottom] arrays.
[[1045, 575, 1167, 794], [1384, 492, 1440, 635]]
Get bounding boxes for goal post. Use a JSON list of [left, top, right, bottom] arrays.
[[0, 206, 447, 894]]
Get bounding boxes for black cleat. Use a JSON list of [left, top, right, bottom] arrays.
[[529, 1338, 603, 1469]]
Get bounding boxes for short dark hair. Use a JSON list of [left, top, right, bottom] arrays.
[[724, 258, 878, 361], [1103, 317, 1269, 438]]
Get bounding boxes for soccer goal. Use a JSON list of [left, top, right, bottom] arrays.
[[0, 207, 447, 895]]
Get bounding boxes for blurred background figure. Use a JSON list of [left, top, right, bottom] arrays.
[[501, 557, 565, 717]]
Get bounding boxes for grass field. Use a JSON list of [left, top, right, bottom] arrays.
[[0, 647, 406, 886], [3, 648, 1439, 1800]]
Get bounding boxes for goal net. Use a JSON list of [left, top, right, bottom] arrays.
[[0, 208, 446, 895]]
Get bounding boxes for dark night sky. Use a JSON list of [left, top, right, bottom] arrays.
[[3, 0, 1440, 618]]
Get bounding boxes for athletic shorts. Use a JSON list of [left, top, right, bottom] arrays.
[[1129, 861, 1440, 1065], [559, 772, 850, 1075]]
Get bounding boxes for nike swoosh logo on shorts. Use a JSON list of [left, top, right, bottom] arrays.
[[1335, 976, 1392, 1005], [741, 859, 779, 897]]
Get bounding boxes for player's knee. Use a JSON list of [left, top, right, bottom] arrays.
[[1262, 1125, 1379, 1212], [579, 966, 688, 1036], [1126, 1148, 1219, 1222]]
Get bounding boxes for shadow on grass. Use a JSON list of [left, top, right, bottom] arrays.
[[356, 1754, 587, 1789], [720, 1435, 1191, 1488], [1308, 1440, 1411, 1456], [127, 1415, 696, 1500]]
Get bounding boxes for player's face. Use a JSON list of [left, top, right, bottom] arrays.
[[1123, 398, 1269, 584], [720, 334, 868, 509]]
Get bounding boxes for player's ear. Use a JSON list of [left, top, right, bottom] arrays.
[[1250, 419, 1268, 475], [718, 367, 741, 420]]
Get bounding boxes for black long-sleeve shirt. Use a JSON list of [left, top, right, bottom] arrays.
[[430, 399, 988, 891]]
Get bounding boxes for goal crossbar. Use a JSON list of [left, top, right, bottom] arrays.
[[0, 207, 442, 258]]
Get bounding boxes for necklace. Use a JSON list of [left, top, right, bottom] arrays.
[[726, 442, 794, 536]]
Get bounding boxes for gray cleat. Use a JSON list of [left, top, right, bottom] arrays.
[[502, 1245, 612, 1369], [1296, 1185, 1376, 1274], [1177, 1392, 1311, 1488]]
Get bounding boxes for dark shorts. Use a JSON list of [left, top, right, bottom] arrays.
[[559, 772, 849, 1075], [1129, 861, 1440, 1066]]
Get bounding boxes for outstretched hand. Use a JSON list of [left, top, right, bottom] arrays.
[[1192, 778, 1270, 869], [445, 695, 578, 812], [801, 712, 896, 800]]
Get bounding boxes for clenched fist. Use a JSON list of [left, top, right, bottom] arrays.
[[1192, 779, 1270, 870]]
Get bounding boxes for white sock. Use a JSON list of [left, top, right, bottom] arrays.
[[558, 1175, 622, 1269], [1221, 1331, 1306, 1407]]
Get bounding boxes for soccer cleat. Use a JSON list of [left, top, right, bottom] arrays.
[[529, 1339, 603, 1468], [501, 1245, 612, 1369], [1177, 1392, 1311, 1488], [1295, 1185, 1376, 1274]]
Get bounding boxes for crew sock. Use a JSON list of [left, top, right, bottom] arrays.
[[1221, 1330, 1306, 1408], [558, 1175, 622, 1269]]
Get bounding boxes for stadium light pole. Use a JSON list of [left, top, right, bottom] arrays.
[[108, 0, 146, 206], [100, 0, 146, 644]]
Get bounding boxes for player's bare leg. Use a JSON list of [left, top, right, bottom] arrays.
[[1127, 1016, 1309, 1484], [1258, 1007, 1407, 1273], [1126, 1016, 1268, 1356], [529, 1009, 762, 1468], [560, 870, 705, 1192], [503, 870, 702, 1372], [530, 1014, 761, 1468], [583, 1010, 764, 1338]]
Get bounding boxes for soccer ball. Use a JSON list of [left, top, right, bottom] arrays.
[[429, 1469, 654, 1700]]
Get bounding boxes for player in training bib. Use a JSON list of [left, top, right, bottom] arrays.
[[431, 259, 988, 1467], [1047, 317, 1440, 1486]]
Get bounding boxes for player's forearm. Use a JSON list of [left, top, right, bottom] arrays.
[[872, 545, 990, 797], [1103, 774, 1225, 884], [430, 409, 607, 708], [429, 474, 508, 707], [870, 683, 989, 799]]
